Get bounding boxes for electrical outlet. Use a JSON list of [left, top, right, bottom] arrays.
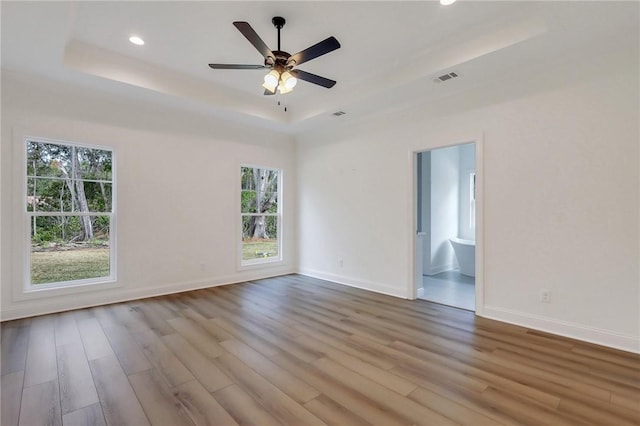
[[540, 289, 551, 303]]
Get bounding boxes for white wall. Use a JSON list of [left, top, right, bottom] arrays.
[[297, 47, 639, 352], [295, 130, 409, 297], [1, 72, 297, 320]]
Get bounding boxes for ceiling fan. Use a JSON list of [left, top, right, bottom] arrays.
[[208, 17, 341, 95]]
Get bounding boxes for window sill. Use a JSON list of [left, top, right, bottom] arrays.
[[238, 258, 285, 271], [15, 278, 121, 302]]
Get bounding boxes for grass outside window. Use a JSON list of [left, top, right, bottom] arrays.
[[31, 247, 110, 284]]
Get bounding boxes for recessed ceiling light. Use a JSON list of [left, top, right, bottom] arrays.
[[129, 36, 145, 46], [440, 0, 456, 5]]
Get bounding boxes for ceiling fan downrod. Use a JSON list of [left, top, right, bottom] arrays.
[[272, 16, 285, 51]]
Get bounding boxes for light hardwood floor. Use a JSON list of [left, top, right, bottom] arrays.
[[2, 274, 639, 425]]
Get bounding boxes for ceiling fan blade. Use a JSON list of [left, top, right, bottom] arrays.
[[264, 89, 275, 96], [209, 64, 268, 70], [290, 69, 336, 88], [233, 21, 275, 60], [289, 36, 340, 67]]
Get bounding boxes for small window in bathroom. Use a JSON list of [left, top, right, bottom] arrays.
[[470, 172, 476, 229]]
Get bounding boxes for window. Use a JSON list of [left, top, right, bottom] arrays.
[[469, 172, 476, 229], [25, 138, 115, 289], [240, 166, 281, 265]]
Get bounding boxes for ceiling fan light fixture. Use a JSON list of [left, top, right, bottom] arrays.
[[440, 0, 457, 5], [276, 71, 297, 94], [262, 69, 280, 92], [281, 71, 297, 90], [278, 84, 294, 94], [262, 82, 277, 93]]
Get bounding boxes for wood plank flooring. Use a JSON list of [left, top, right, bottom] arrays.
[[2, 274, 639, 425]]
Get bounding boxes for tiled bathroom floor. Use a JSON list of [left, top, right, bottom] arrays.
[[420, 270, 475, 311]]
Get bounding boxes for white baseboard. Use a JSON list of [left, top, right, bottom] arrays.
[[298, 268, 408, 299], [0, 268, 296, 321], [417, 287, 425, 298], [483, 305, 640, 354], [424, 263, 455, 276]]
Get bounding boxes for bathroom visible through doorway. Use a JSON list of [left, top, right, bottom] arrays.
[[415, 142, 477, 311]]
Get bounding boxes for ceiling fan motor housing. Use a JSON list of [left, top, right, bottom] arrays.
[[265, 51, 296, 70]]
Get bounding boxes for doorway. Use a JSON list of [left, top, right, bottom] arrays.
[[414, 142, 480, 311]]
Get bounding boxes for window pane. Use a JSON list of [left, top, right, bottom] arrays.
[[26, 141, 71, 178], [30, 215, 110, 285], [241, 215, 279, 261], [241, 167, 255, 190], [265, 215, 278, 240], [84, 182, 113, 212], [241, 190, 257, 213], [262, 191, 278, 213], [77, 147, 113, 181], [27, 178, 35, 212], [241, 215, 252, 241], [27, 178, 73, 212], [241, 167, 278, 193]]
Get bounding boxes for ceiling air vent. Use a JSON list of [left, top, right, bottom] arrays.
[[332, 111, 346, 117], [434, 72, 459, 83]]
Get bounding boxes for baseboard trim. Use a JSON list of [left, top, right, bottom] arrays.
[[417, 287, 425, 299], [298, 268, 408, 299], [0, 268, 295, 321], [483, 305, 640, 354], [424, 263, 455, 276]]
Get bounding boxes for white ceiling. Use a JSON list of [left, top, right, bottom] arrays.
[[2, 1, 638, 134]]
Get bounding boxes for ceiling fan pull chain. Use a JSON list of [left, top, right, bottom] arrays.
[[276, 99, 288, 112]]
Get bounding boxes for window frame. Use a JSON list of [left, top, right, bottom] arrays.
[[469, 171, 476, 229], [239, 164, 283, 268], [23, 136, 117, 292]]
